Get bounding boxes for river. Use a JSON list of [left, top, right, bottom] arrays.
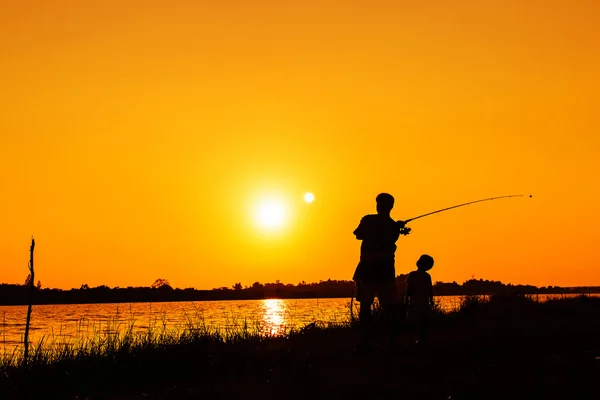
[[0, 294, 594, 354]]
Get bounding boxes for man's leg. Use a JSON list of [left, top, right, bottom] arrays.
[[379, 280, 403, 346], [357, 282, 375, 350]]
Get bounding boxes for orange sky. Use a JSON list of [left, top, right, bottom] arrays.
[[1, 0, 599, 289]]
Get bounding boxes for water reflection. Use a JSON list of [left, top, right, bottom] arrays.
[[261, 299, 287, 335]]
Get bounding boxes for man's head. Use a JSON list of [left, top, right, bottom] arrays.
[[416, 254, 434, 271], [376, 193, 395, 214]]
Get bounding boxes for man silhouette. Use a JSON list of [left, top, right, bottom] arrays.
[[352, 193, 410, 351]]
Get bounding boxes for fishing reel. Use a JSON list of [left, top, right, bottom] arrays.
[[396, 220, 411, 235]]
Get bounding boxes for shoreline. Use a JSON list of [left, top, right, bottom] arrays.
[[0, 290, 598, 307]]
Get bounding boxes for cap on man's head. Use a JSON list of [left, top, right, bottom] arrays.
[[376, 193, 395, 209], [416, 254, 434, 271]]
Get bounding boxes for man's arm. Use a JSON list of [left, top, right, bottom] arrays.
[[353, 216, 368, 240], [391, 224, 402, 242]]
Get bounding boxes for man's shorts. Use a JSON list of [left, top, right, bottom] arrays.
[[356, 279, 400, 306]]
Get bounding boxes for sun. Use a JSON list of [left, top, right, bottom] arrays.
[[304, 192, 314, 203], [255, 199, 287, 229]]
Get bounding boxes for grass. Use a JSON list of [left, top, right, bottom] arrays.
[[2, 311, 275, 366], [1, 295, 599, 399]]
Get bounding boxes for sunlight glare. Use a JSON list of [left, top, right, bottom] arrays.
[[256, 199, 287, 229], [304, 192, 314, 203]]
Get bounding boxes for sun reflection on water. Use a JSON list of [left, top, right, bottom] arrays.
[[261, 299, 287, 335]]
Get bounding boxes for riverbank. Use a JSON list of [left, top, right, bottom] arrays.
[[1, 295, 599, 399]]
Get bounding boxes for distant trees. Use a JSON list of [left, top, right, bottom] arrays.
[[0, 278, 597, 306], [23, 275, 42, 290], [431, 279, 540, 296], [151, 279, 172, 289]]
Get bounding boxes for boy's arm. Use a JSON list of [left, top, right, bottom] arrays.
[[428, 274, 434, 306]]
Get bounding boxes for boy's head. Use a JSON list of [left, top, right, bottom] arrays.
[[416, 254, 434, 271], [376, 193, 394, 214]]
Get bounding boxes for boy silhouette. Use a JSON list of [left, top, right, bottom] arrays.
[[405, 254, 435, 345]]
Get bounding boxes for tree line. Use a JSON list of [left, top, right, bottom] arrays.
[[0, 277, 597, 306]]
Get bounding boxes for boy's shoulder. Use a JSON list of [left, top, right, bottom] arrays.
[[407, 270, 431, 279], [406, 270, 418, 281]]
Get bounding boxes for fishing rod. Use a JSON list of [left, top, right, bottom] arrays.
[[403, 194, 527, 224]]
